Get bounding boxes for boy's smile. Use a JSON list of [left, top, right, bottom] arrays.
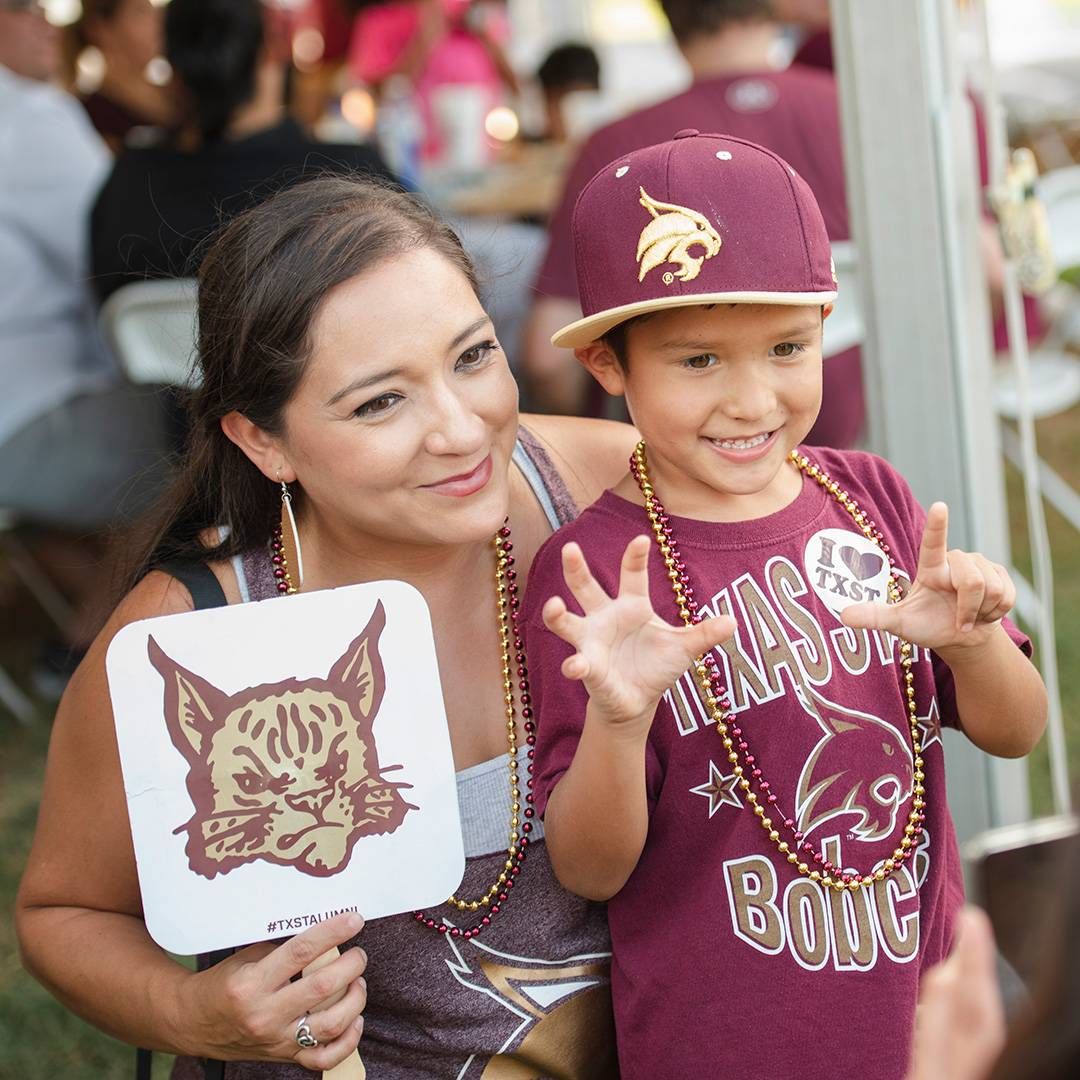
[[580, 302, 826, 522]]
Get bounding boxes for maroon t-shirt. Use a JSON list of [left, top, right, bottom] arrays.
[[535, 68, 861, 448], [524, 447, 1031, 1080]]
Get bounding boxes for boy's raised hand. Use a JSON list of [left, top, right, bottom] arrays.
[[541, 536, 736, 728], [841, 503, 1016, 652]]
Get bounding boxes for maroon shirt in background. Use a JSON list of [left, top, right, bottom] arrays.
[[535, 68, 863, 448], [523, 447, 1032, 1080]]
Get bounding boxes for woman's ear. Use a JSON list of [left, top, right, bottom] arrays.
[[220, 412, 296, 484], [575, 341, 627, 397]]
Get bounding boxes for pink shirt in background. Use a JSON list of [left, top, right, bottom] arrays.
[[348, 0, 508, 160]]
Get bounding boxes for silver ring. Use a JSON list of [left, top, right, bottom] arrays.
[[295, 1014, 319, 1049]]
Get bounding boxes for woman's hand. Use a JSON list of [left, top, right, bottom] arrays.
[[841, 503, 1016, 656], [183, 912, 367, 1069], [541, 536, 735, 732]]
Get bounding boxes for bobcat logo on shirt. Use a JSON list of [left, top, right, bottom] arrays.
[[794, 684, 914, 843], [635, 187, 722, 285]]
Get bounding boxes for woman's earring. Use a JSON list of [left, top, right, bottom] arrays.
[[280, 480, 305, 587]]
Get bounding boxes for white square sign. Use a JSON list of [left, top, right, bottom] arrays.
[[106, 581, 464, 955]]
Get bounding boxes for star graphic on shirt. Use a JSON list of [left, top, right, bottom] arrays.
[[917, 698, 942, 752], [690, 760, 743, 818]]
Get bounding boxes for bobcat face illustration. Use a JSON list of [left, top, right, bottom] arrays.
[[635, 187, 722, 284], [148, 602, 416, 879], [794, 685, 913, 844]]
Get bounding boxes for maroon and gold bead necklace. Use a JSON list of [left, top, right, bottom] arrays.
[[629, 441, 926, 893]]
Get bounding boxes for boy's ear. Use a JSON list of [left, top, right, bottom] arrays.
[[822, 302, 834, 321], [575, 342, 627, 397]]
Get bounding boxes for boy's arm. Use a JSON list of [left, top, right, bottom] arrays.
[[843, 502, 1047, 758], [537, 536, 735, 901], [544, 703, 652, 900], [937, 629, 1046, 758]]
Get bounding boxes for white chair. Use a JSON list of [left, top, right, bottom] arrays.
[[99, 278, 200, 387], [822, 241, 865, 358]]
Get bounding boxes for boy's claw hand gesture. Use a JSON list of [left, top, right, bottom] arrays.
[[841, 503, 1015, 653], [541, 536, 736, 729]]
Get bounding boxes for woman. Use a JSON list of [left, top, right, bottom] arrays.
[[91, 0, 395, 303], [66, 0, 172, 152], [17, 174, 634, 1076]]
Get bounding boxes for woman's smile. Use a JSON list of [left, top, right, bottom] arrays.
[[420, 453, 494, 497]]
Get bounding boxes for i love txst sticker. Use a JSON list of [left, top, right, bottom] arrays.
[[803, 528, 893, 623]]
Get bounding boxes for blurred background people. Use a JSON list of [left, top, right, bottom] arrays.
[[346, 0, 519, 166], [63, 0, 173, 152], [90, 0, 397, 303], [0, 0, 172, 677], [535, 41, 601, 144], [525, 0, 858, 446]]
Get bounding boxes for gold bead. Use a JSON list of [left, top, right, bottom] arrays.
[[788, 853, 799, 864], [778, 842, 789, 853], [810, 871, 821, 882], [798, 862, 809, 874]]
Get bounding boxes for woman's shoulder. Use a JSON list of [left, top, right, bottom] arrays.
[[518, 414, 637, 508]]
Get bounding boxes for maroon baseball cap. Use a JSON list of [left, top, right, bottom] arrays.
[[551, 130, 838, 348]]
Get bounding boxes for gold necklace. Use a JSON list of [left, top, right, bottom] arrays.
[[629, 442, 926, 893], [272, 522, 533, 937]]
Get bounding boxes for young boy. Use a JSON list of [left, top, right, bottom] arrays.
[[522, 131, 1047, 1079]]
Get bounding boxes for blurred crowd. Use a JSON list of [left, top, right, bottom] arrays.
[[0, 0, 1067, 681]]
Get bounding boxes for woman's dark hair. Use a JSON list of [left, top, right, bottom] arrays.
[[128, 174, 479, 585], [165, 0, 264, 144]]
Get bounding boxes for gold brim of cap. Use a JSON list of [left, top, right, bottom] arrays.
[[551, 290, 839, 349]]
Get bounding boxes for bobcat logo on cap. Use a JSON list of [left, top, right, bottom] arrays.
[[636, 187, 722, 286]]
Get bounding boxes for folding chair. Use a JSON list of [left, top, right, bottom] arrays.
[[99, 278, 200, 387]]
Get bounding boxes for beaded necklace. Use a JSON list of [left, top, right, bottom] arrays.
[[271, 521, 534, 938], [629, 442, 926, 893]]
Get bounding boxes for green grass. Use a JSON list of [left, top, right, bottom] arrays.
[[1, 405, 1078, 1073], [1004, 404, 1080, 816]]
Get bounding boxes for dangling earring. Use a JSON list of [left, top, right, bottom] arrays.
[[280, 480, 305, 588]]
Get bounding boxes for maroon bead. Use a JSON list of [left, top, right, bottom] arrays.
[[784, 819, 795, 830], [524, 808, 534, 818], [759, 781, 770, 792], [823, 861, 834, 872], [522, 822, 532, 833], [463, 929, 474, 939], [745, 755, 755, 765], [482, 916, 491, 926], [751, 769, 762, 779], [499, 526, 511, 538], [526, 749, 535, 759], [511, 866, 520, 876], [730, 726, 742, 737], [522, 707, 533, 718], [842, 874, 853, 885], [450, 927, 461, 937], [271, 554, 282, 565], [525, 735, 535, 746], [520, 835, 530, 845], [414, 912, 424, 921], [794, 831, 804, 842], [802, 842, 814, 853], [490, 905, 500, 915], [766, 794, 777, 804], [525, 793, 534, 803], [437, 924, 447, 934], [425, 918, 435, 928], [738, 741, 749, 752], [813, 853, 823, 864]]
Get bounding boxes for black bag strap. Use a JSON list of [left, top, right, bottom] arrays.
[[136, 561, 230, 1080], [155, 559, 228, 610]]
